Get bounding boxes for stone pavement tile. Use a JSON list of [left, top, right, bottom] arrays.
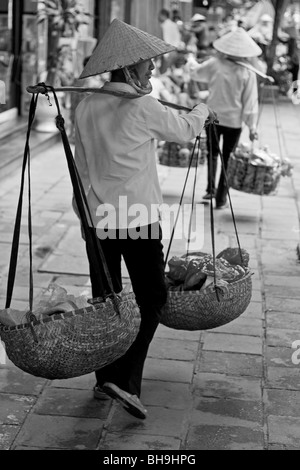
[[266, 366, 300, 391], [13, 445, 55, 450], [0, 232, 39, 245], [148, 337, 198, 362], [38, 253, 89, 275], [199, 351, 263, 378], [264, 274, 300, 289], [266, 311, 300, 330], [261, 230, 300, 241], [32, 387, 111, 419], [0, 393, 36, 425], [261, 238, 300, 265], [265, 389, 300, 417], [268, 415, 300, 447], [48, 226, 86, 257], [185, 411, 264, 450], [50, 372, 96, 391], [13, 414, 104, 450], [251, 278, 261, 290], [250, 290, 263, 302], [155, 324, 201, 342], [0, 285, 42, 301], [194, 396, 263, 423], [99, 432, 181, 451], [265, 296, 300, 313], [38, 210, 64, 221], [268, 443, 299, 450], [0, 424, 20, 450], [262, 217, 299, 231], [53, 274, 90, 287], [211, 317, 263, 337], [0, 367, 48, 395], [262, 263, 300, 277], [186, 424, 264, 450], [143, 358, 194, 383], [265, 285, 300, 299], [266, 346, 296, 369], [10, 270, 53, 288], [142, 380, 193, 410], [266, 328, 300, 348], [202, 332, 262, 355], [107, 405, 186, 439], [242, 301, 264, 319], [248, 268, 260, 280], [32, 223, 68, 250], [193, 373, 261, 401], [0, 244, 26, 272]]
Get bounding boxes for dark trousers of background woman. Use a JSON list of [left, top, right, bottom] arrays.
[[205, 124, 241, 207], [86, 222, 167, 398]]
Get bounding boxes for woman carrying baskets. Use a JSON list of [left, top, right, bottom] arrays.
[[187, 27, 262, 209], [73, 19, 217, 419]]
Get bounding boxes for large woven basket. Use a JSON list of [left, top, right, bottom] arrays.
[[0, 292, 140, 380], [160, 272, 252, 331], [227, 153, 281, 195], [158, 138, 207, 168]]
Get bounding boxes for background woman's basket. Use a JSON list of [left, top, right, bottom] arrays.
[[227, 151, 281, 195]]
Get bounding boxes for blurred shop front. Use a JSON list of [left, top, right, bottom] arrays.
[[0, 0, 45, 121], [0, 0, 195, 122]]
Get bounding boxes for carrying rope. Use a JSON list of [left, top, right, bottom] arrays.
[[5, 84, 124, 337], [163, 121, 245, 301]]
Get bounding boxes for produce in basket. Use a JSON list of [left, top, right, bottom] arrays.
[[0, 283, 90, 327], [217, 247, 249, 267], [166, 248, 250, 292], [227, 143, 292, 195], [157, 140, 201, 167]]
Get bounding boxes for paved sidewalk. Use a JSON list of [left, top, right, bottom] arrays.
[[0, 100, 300, 450]]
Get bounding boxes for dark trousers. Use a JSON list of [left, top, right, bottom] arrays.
[[205, 125, 242, 206], [85, 223, 167, 398]]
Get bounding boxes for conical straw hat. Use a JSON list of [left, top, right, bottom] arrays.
[[213, 27, 262, 58], [80, 18, 176, 78]]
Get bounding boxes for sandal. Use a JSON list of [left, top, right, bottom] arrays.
[[102, 382, 147, 420]]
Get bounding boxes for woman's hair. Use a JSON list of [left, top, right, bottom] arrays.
[[110, 68, 126, 82]]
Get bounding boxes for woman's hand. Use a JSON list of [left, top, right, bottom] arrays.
[[205, 107, 218, 125], [249, 128, 258, 141]]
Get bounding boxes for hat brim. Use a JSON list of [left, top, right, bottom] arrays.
[[213, 28, 262, 58], [79, 19, 176, 78]]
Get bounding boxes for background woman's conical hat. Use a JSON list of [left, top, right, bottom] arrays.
[[213, 27, 262, 58], [80, 18, 176, 78]]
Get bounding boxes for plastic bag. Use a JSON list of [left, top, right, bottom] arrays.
[[0, 283, 90, 327], [33, 283, 90, 319]]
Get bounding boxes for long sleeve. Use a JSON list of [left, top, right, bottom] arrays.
[[189, 58, 215, 84], [143, 97, 209, 143], [241, 72, 258, 129]]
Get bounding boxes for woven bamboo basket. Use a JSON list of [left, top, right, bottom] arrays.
[[157, 138, 207, 168], [160, 271, 252, 331], [227, 153, 281, 195], [0, 292, 140, 379]]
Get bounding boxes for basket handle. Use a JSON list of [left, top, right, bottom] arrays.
[[210, 123, 245, 267], [5, 94, 37, 311], [5, 85, 120, 316]]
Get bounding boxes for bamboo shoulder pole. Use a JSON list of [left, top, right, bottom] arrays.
[[26, 84, 192, 112]]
